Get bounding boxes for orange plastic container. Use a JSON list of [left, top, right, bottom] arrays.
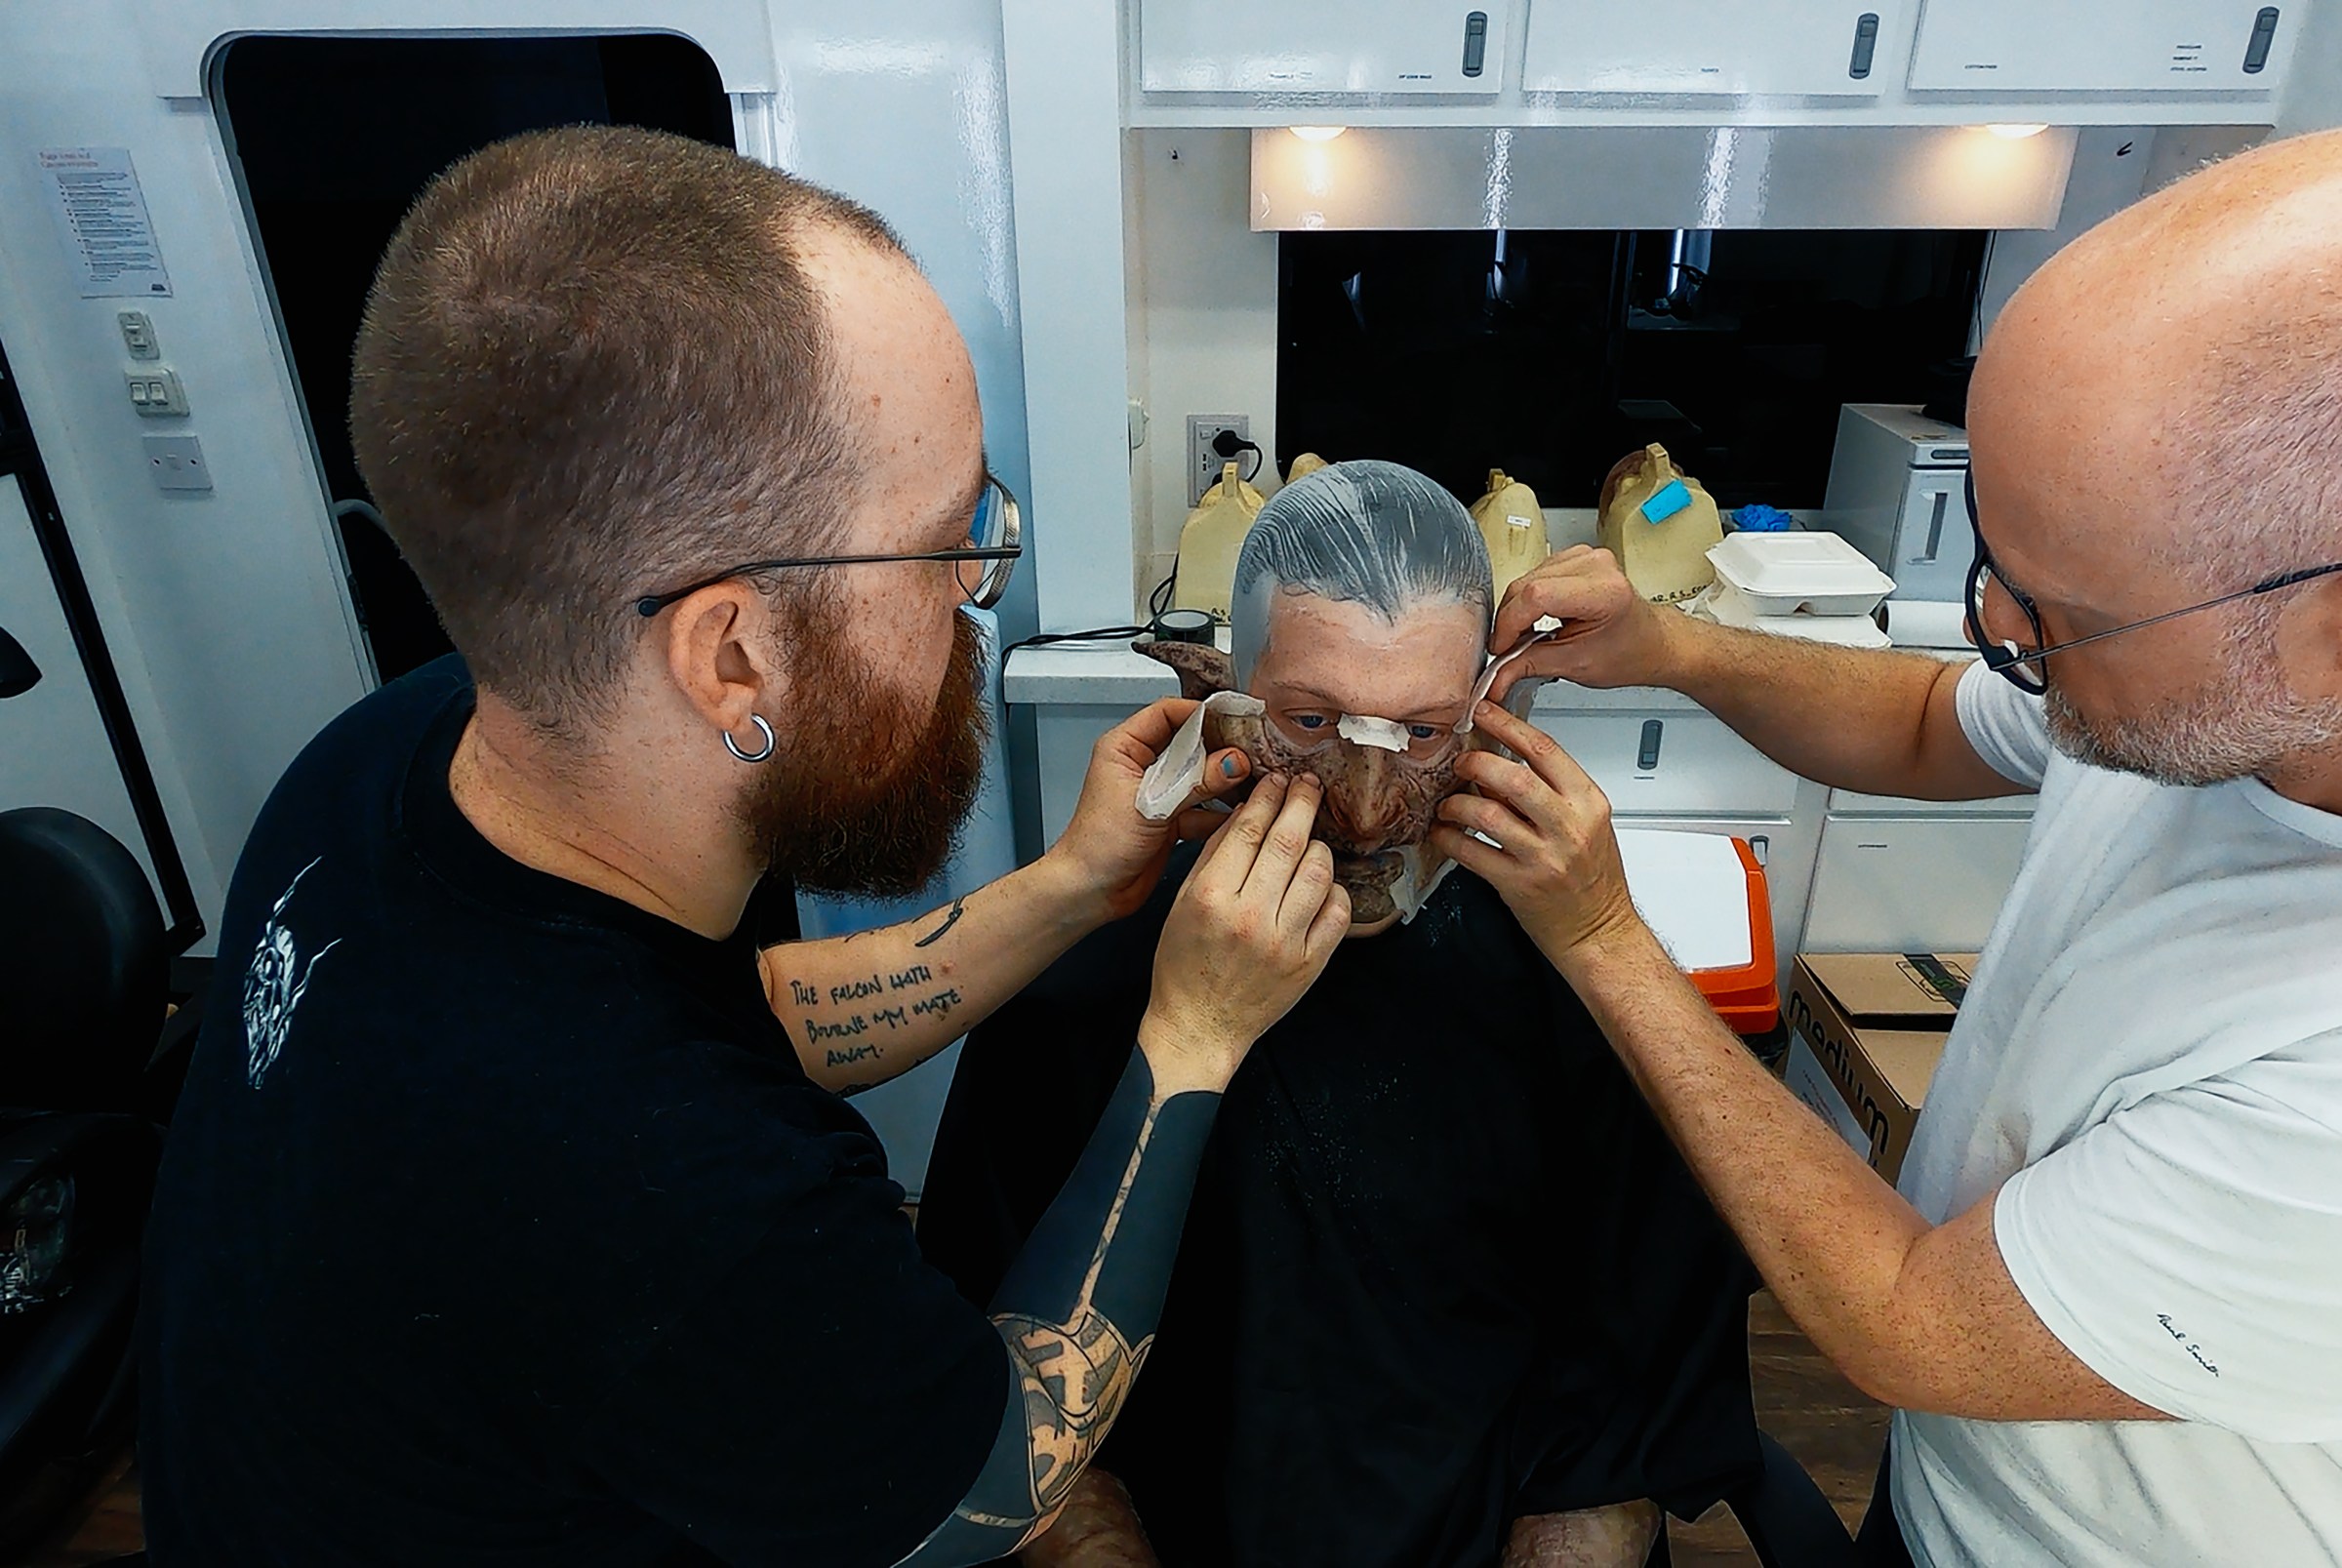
[[1683, 838, 1779, 1035]]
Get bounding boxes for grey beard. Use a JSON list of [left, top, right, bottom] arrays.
[[2040, 654, 2342, 787]]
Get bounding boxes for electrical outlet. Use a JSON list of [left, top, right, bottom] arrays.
[[1186, 414, 1250, 507], [143, 434, 211, 493]]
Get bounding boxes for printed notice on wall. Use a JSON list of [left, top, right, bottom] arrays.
[[39, 147, 172, 299]]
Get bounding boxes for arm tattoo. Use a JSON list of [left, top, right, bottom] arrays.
[[894, 1050, 1216, 1567], [914, 895, 967, 948]]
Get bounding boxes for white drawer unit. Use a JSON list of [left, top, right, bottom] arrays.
[[1828, 785, 2037, 818], [1534, 709, 1803, 818], [1136, 0, 1510, 95], [1801, 814, 2030, 953], [1029, 701, 1166, 844], [1523, 0, 1903, 97], [1907, 0, 2294, 94]]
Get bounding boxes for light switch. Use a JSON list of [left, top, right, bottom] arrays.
[[117, 310, 160, 360], [126, 367, 188, 417], [143, 434, 212, 493]]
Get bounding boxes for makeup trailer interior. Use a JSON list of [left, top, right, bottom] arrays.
[[0, 1, 2332, 1554]]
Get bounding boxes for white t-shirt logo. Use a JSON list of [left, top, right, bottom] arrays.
[[243, 857, 341, 1089]]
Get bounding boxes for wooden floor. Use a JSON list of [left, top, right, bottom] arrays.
[[9, 1448, 140, 1568], [11, 1295, 1885, 1568]]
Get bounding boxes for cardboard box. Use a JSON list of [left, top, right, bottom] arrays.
[[1781, 952, 1976, 1184]]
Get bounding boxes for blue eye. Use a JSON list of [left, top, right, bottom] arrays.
[[1408, 724, 1440, 742], [1292, 713, 1327, 730]]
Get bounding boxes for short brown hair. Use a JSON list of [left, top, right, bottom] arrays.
[[348, 125, 905, 729]]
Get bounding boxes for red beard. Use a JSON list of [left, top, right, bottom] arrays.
[[740, 607, 989, 899]]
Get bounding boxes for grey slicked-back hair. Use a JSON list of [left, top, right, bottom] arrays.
[[1232, 460, 1493, 686]]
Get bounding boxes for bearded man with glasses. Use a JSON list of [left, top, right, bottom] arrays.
[[141, 127, 1350, 1567], [1447, 131, 2342, 1568]]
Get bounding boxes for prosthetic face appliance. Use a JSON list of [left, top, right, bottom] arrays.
[[1139, 619, 1552, 927], [1140, 596, 1487, 927], [1137, 460, 1543, 929]]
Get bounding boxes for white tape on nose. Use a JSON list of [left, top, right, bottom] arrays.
[[1336, 713, 1410, 752]]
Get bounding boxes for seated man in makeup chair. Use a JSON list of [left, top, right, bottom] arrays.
[[918, 462, 1761, 1568]]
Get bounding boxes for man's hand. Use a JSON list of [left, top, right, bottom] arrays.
[[1426, 702, 1645, 968], [1141, 774, 1351, 1095], [1484, 546, 1689, 704], [1049, 698, 1253, 924]]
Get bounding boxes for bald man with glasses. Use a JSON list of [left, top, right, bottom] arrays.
[[1446, 131, 2342, 1568]]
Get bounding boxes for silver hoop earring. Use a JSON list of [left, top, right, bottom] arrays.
[[723, 714, 777, 764]]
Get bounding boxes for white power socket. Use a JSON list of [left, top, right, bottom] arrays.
[[1186, 414, 1250, 507], [143, 434, 211, 493]]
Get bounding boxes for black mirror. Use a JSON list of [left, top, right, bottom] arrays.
[[0, 624, 40, 699]]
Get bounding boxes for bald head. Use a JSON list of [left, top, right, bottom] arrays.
[[1963, 129, 2342, 795], [1973, 129, 2342, 591]]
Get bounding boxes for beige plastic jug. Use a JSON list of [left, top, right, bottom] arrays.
[[1597, 444, 1723, 605], [1173, 461, 1267, 621], [1284, 451, 1329, 482], [1468, 468, 1550, 601]]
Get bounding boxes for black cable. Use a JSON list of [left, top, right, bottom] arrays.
[[1001, 575, 1208, 658], [1002, 623, 1151, 656], [1209, 428, 1264, 485]]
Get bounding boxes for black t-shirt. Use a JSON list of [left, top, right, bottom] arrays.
[[919, 850, 1761, 1568], [140, 658, 1006, 1567]]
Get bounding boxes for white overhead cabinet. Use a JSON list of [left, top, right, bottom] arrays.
[[1522, 1, 1905, 98], [1135, 0, 1509, 95], [1907, 0, 2293, 93]]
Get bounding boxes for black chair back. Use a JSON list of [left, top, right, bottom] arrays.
[[0, 809, 165, 1112], [0, 809, 167, 1552]]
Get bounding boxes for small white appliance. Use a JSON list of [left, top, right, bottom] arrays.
[[1822, 404, 1971, 603]]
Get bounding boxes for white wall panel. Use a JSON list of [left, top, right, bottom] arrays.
[[765, 0, 1038, 642], [1003, 0, 1139, 629]]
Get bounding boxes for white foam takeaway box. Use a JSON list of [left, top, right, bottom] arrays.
[[1708, 532, 1896, 618], [1694, 581, 1893, 649]]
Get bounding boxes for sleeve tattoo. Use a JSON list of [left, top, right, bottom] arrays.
[[895, 1050, 1216, 1567]]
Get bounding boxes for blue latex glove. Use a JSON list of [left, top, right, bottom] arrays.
[[1732, 503, 1794, 532]]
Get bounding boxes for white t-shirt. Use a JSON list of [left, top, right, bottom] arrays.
[[1890, 661, 2342, 1568]]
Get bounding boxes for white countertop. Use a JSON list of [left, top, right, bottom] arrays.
[[1002, 640, 1710, 712], [1002, 608, 1973, 712]]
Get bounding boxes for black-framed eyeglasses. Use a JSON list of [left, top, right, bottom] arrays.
[[1962, 466, 2342, 695], [633, 472, 1023, 619]]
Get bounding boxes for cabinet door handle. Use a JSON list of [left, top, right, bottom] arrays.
[[1914, 489, 1948, 565], [1848, 11, 1880, 77], [1461, 11, 1488, 75], [1748, 833, 1769, 865], [1637, 719, 1664, 771], [2245, 6, 2281, 71]]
